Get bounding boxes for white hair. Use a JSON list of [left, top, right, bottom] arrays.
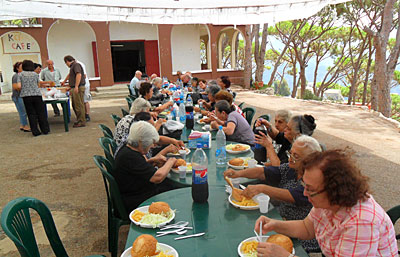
[[127, 121, 159, 149], [135, 70, 142, 76], [152, 77, 163, 86], [294, 135, 322, 154], [129, 98, 151, 115], [276, 109, 292, 123]]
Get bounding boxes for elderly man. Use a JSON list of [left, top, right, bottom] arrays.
[[41, 60, 62, 116], [181, 73, 191, 87], [225, 135, 322, 252], [129, 70, 142, 95], [62, 55, 86, 128], [254, 149, 398, 257]]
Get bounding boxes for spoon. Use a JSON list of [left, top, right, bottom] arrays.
[[156, 228, 187, 237], [224, 176, 244, 201]]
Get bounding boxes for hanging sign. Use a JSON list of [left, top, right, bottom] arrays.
[[1, 32, 40, 54]]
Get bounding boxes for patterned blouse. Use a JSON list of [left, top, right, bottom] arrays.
[[18, 71, 41, 98]]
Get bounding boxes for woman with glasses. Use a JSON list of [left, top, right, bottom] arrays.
[[224, 135, 322, 252], [255, 114, 316, 166], [254, 149, 398, 257]]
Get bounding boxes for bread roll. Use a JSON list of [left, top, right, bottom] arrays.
[[148, 202, 171, 216], [266, 234, 293, 253], [131, 234, 158, 257], [229, 158, 244, 166], [173, 159, 186, 168]]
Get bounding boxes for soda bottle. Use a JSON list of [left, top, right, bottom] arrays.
[[216, 125, 226, 165], [179, 102, 186, 123], [191, 143, 209, 203], [173, 90, 180, 103], [185, 94, 194, 129], [254, 119, 267, 163]]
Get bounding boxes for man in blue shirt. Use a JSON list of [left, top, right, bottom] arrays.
[[129, 70, 142, 96]]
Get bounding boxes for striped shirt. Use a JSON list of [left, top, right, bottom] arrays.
[[308, 195, 398, 256]]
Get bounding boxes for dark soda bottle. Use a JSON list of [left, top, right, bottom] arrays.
[[185, 94, 194, 129], [253, 120, 267, 163], [191, 143, 209, 203]]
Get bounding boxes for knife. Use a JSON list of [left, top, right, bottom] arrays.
[[174, 232, 205, 240]]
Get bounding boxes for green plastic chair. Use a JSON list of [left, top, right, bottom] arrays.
[[238, 102, 245, 109], [93, 155, 130, 257], [125, 97, 133, 110], [98, 124, 113, 139], [110, 114, 121, 126], [242, 107, 256, 126], [0, 197, 105, 257], [127, 84, 134, 96], [387, 205, 400, 243], [258, 114, 270, 122], [121, 108, 129, 117], [98, 137, 117, 167], [134, 87, 139, 97], [127, 95, 137, 101], [232, 91, 237, 100]]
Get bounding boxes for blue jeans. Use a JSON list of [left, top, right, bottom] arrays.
[[12, 96, 28, 126]]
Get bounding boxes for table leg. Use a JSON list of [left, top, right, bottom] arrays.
[[62, 102, 69, 132]]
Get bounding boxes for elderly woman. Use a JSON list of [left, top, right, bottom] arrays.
[[16, 60, 50, 136], [225, 135, 322, 252], [114, 98, 183, 154], [255, 114, 316, 166], [151, 77, 167, 102], [114, 121, 177, 212], [217, 76, 233, 94], [195, 84, 220, 116], [254, 149, 398, 257], [11, 62, 30, 132], [139, 82, 173, 113], [211, 100, 254, 145]]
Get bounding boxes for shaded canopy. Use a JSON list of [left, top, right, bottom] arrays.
[[0, 0, 351, 25]]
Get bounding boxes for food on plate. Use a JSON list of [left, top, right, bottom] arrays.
[[131, 234, 159, 257], [229, 158, 245, 166], [131, 210, 145, 222], [241, 241, 258, 256], [149, 202, 171, 217], [173, 159, 187, 168], [266, 234, 293, 253], [232, 144, 248, 151], [232, 197, 258, 206]]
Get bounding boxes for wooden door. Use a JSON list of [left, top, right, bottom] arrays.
[[144, 40, 160, 76]]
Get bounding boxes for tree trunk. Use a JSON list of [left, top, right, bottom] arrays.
[[255, 24, 269, 82], [362, 37, 373, 105], [291, 72, 298, 98], [299, 64, 307, 98], [347, 69, 359, 105], [243, 25, 253, 89]]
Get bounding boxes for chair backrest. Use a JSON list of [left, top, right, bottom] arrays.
[[121, 108, 129, 117], [93, 155, 129, 221], [387, 205, 400, 225], [127, 84, 133, 96], [128, 95, 137, 101], [232, 91, 237, 100], [98, 137, 117, 167], [242, 107, 256, 126], [134, 87, 139, 97], [238, 102, 245, 109], [1, 197, 69, 257], [125, 97, 133, 109], [110, 114, 121, 126], [98, 124, 113, 139]]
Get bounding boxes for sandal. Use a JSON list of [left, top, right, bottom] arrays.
[[23, 129, 31, 132]]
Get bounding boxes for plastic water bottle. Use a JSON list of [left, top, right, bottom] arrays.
[[216, 125, 226, 165], [185, 94, 194, 129], [192, 143, 209, 203], [179, 102, 186, 123], [173, 90, 180, 103], [171, 103, 178, 120]]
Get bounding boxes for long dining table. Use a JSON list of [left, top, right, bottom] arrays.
[[124, 186, 309, 257]]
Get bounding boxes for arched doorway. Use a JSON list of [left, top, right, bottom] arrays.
[[217, 27, 245, 70], [47, 20, 96, 80]]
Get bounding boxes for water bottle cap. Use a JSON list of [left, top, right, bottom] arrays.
[[196, 143, 202, 148], [219, 125, 223, 130]]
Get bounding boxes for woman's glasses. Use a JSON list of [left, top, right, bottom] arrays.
[[299, 178, 325, 197]]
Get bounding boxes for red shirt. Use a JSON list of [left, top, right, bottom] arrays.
[[308, 195, 398, 256]]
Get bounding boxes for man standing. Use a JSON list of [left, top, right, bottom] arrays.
[[41, 60, 62, 116], [129, 70, 142, 96], [77, 60, 91, 122], [62, 55, 86, 128]]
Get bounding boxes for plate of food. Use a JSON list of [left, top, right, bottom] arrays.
[[227, 157, 253, 170], [228, 194, 259, 210], [226, 144, 251, 154], [171, 159, 192, 173], [238, 234, 294, 257], [166, 148, 190, 157], [122, 234, 179, 257], [130, 202, 175, 228], [196, 118, 207, 125]]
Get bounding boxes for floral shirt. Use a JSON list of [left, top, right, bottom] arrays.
[[18, 71, 41, 98]]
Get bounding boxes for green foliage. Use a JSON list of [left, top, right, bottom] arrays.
[[273, 79, 291, 96], [391, 94, 400, 122], [303, 89, 322, 101]]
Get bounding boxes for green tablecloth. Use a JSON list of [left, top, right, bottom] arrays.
[[167, 141, 256, 187], [43, 98, 70, 132], [124, 186, 309, 257], [180, 121, 217, 142]]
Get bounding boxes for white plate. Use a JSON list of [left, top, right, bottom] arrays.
[[166, 148, 191, 157], [130, 205, 175, 228], [202, 126, 217, 131], [122, 243, 179, 257], [171, 165, 193, 173], [196, 120, 206, 125], [226, 144, 251, 154], [228, 194, 259, 210], [227, 157, 253, 170], [238, 236, 295, 256]]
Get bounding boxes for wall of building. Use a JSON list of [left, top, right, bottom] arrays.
[[171, 25, 201, 73], [109, 22, 158, 41], [47, 20, 96, 80]]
